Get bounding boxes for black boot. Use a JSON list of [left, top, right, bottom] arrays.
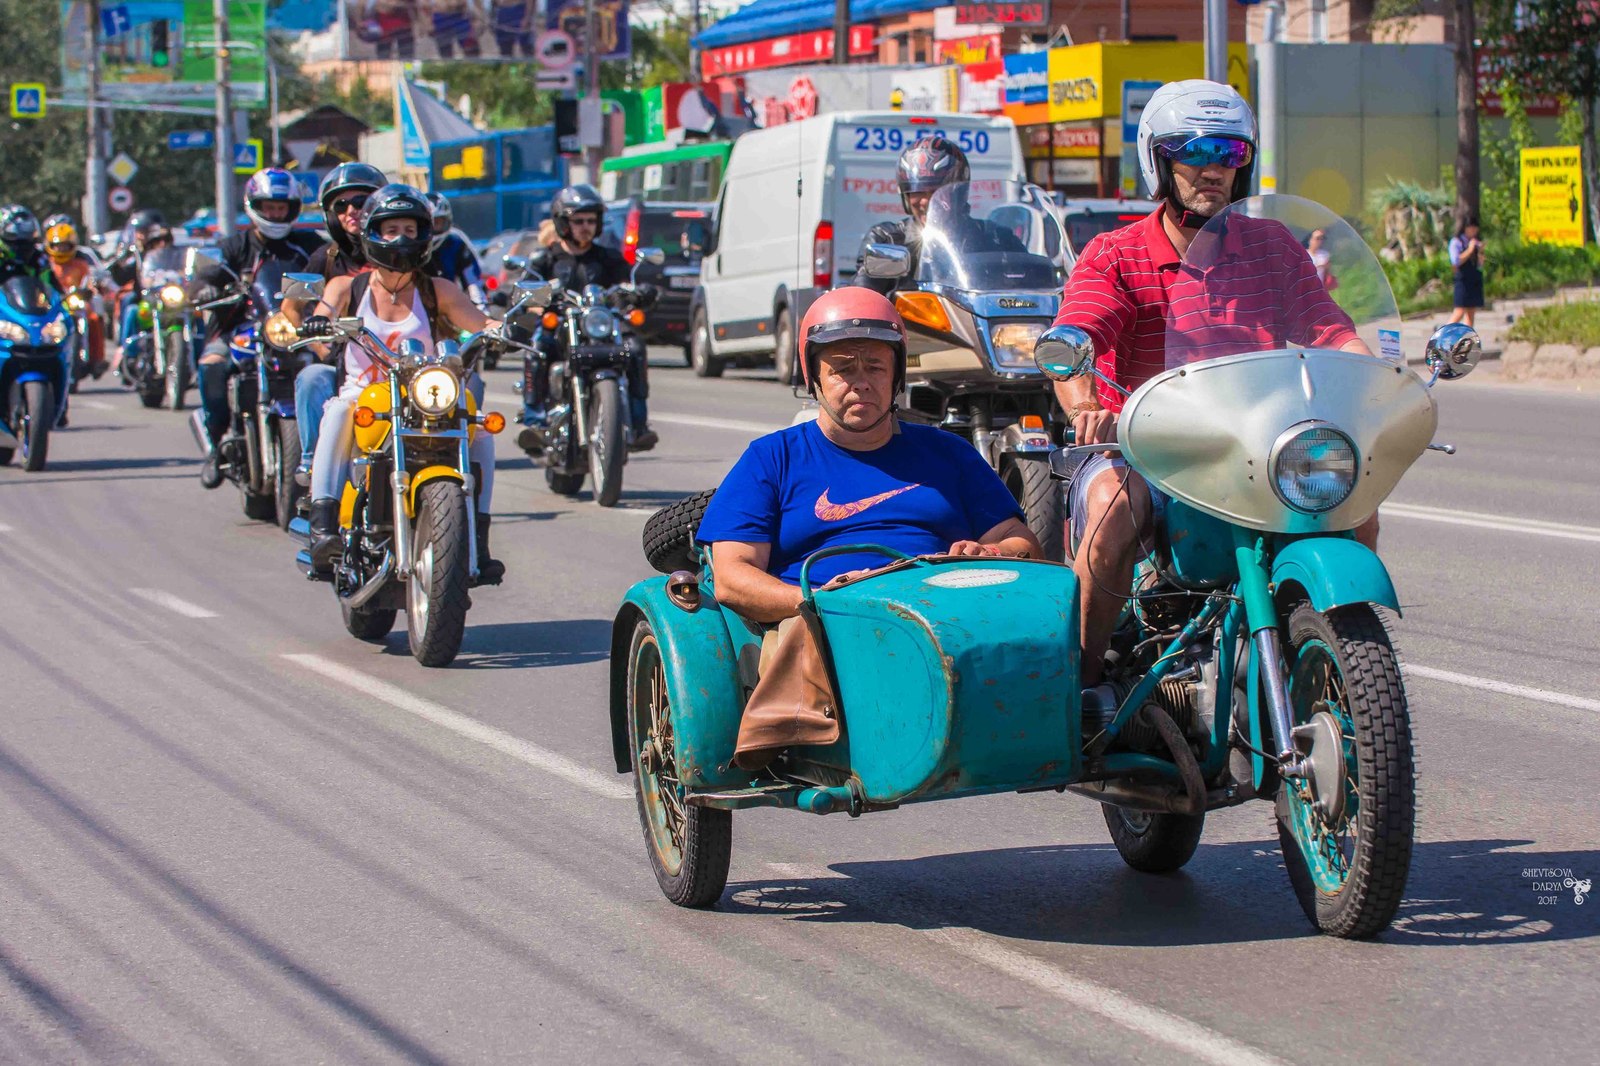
[[309, 497, 341, 573], [199, 446, 224, 489], [474, 513, 505, 586]]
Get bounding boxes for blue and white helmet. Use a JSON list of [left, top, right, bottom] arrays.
[[242, 167, 303, 240]]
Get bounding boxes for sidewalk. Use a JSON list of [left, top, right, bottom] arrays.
[[1399, 285, 1600, 364]]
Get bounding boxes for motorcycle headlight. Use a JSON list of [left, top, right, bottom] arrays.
[[42, 315, 69, 344], [411, 366, 460, 417], [0, 321, 28, 343], [159, 284, 187, 309], [64, 292, 87, 313], [1272, 423, 1358, 514], [990, 321, 1047, 369], [582, 306, 616, 340], [264, 311, 299, 350]]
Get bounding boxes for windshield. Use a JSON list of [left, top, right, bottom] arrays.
[[918, 182, 1065, 292], [141, 245, 187, 289], [2, 276, 52, 316], [252, 258, 291, 314], [1163, 195, 1401, 371]]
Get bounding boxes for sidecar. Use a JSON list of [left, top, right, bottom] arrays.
[[609, 543, 1093, 906]]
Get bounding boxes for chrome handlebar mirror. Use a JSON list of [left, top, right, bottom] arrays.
[[1033, 324, 1096, 381], [860, 243, 911, 280], [1424, 322, 1481, 384]]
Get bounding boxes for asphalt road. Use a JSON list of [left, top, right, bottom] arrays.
[[1, 354, 1596, 1064]]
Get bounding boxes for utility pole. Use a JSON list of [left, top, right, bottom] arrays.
[[1204, 0, 1228, 83], [833, 0, 850, 64], [267, 57, 279, 164], [689, 0, 701, 79], [214, 0, 236, 238], [85, 0, 108, 235], [1257, 1, 1282, 194], [583, 0, 601, 178], [1120, 0, 1130, 41]]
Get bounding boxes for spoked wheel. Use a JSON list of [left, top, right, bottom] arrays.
[[1276, 603, 1414, 939], [1102, 804, 1205, 874], [627, 619, 730, 907], [1004, 458, 1066, 563], [163, 331, 190, 410], [407, 479, 471, 667], [588, 377, 624, 507]]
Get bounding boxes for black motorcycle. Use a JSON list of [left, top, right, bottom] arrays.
[[523, 249, 661, 508], [117, 245, 194, 411]]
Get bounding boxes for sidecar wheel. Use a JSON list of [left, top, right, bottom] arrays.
[[627, 618, 731, 907], [1101, 805, 1204, 874], [1276, 604, 1414, 940]]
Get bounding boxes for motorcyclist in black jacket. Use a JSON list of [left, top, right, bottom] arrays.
[[0, 205, 57, 290], [516, 183, 658, 454], [851, 135, 1025, 294], [190, 167, 323, 488]]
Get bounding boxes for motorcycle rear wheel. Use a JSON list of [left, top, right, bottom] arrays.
[[1276, 603, 1414, 939], [407, 479, 471, 667], [342, 600, 397, 641], [545, 464, 585, 497], [589, 377, 624, 507], [627, 618, 731, 907]]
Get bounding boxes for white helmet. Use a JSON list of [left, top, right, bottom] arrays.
[[1136, 80, 1257, 204], [242, 167, 303, 240]]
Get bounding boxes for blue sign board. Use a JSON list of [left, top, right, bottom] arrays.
[[1121, 80, 1163, 144], [233, 140, 261, 170], [168, 129, 214, 151], [101, 3, 132, 39], [398, 82, 430, 169], [1003, 51, 1048, 107]]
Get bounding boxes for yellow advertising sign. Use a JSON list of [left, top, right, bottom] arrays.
[[1520, 146, 1585, 247], [1047, 42, 1252, 125]]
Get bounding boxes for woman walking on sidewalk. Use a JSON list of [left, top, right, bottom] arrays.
[[1448, 217, 1485, 327]]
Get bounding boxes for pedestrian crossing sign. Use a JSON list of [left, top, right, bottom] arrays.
[[9, 83, 46, 119]]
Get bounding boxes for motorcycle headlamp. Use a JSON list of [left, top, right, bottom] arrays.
[[159, 284, 186, 309], [0, 321, 28, 343], [582, 306, 616, 340], [63, 292, 87, 313], [990, 322, 1047, 370], [1271, 423, 1358, 514], [41, 314, 69, 344], [411, 366, 460, 416], [264, 311, 299, 350]]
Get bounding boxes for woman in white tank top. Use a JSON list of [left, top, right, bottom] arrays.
[[292, 184, 506, 583]]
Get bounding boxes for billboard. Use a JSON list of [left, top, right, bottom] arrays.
[[336, 0, 626, 64], [61, 1, 267, 105], [1519, 147, 1586, 248]]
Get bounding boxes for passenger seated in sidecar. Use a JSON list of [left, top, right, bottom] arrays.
[[695, 288, 1042, 767]]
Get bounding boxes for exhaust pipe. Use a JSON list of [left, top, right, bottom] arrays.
[[1066, 780, 1197, 815], [337, 550, 395, 610]]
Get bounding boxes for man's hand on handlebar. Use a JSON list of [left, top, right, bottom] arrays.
[[1073, 408, 1119, 453]]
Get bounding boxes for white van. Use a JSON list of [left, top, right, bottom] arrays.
[[689, 111, 1025, 380]]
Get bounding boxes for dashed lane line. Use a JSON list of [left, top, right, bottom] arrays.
[[1406, 663, 1600, 714], [1383, 502, 1600, 543], [282, 653, 633, 800], [129, 588, 220, 619]]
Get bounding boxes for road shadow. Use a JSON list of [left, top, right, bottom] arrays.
[[717, 837, 1598, 948], [8, 455, 196, 474], [382, 618, 612, 670]]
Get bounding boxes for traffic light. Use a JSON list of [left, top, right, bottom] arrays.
[[150, 20, 170, 68]]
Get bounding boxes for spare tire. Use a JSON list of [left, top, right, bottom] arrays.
[[643, 489, 716, 574]]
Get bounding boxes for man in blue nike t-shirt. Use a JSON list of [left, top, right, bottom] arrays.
[[697, 288, 1041, 624]]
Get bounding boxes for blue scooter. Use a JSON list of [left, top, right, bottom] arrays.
[[0, 274, 72, 471]]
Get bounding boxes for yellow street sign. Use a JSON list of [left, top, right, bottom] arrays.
[[9, 83, 46, 119], [1520, 146, 1586, 248]]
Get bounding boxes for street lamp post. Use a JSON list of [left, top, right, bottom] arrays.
[[214, 0, 236, 238], [85, 0, 109, 235]]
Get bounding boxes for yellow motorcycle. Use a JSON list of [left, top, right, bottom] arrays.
[[279, 276, 547, 666]]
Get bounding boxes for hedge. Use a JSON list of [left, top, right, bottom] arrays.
[[1381, 241, 1600, 316], [1506, 301, 1600, 348]]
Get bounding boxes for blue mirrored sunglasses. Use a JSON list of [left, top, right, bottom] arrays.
[[1157, 135, 1254, 170]]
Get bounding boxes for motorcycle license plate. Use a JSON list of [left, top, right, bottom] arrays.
[[669, 276, 697, 290]]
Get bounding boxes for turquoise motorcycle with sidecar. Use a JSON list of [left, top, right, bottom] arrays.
[[609, 195, 1481, 939]]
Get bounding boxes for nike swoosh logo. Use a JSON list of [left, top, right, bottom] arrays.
[[815, 484, 919, 522]]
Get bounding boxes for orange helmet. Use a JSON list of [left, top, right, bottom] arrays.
[[798, 287, 908, 395], [44, 222, 79, 264]]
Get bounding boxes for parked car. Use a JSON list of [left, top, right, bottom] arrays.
[[1052, 197, 1159, 266], [601, 198, 714, 358], [480, 228, 543, 300], [690, 110, 1026, 381]]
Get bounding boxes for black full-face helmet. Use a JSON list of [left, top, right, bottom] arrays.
[[318, 162, 387, 256], [357, 183, 434, 274], [896, 135, 970, 214], [0, 205, 41, 255], [551, 183, 605, 242]]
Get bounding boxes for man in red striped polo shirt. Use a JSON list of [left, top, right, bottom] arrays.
[[1049, 80, 1372, 691]]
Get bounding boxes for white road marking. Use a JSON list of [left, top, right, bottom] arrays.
[[77, 399, 116, 411], [0, 522, 12, 532], [283, 653, 633, 799], [129, 588, 219, 619], [761, 860, 1284, 1066], [1383, 502, 1600, 543], [1406, 664, 1600, 714]]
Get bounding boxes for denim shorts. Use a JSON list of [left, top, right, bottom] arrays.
[[1067, 453, 1167, 553]]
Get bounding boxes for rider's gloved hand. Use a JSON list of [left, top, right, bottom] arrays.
[[632, 283, 659, 309], [300, 315, 334, 338], [188, 283, 220, 305]]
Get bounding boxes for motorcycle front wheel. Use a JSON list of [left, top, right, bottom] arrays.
[[274, 417, 303, 531], [407, 479, 471, 667], [12, 380, 53, 472], [1276, 603, 1414, 939], [589, 377, 624, 507], [163, 331, 190, 410], [1004, 457, 1066, 563]]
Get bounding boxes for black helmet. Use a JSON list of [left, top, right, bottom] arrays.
[[895, 135, 970, 213], [318, 162, 386, 255], [42, 212, 75, 232], [357, 183, 433, 274], [129, 208, 167, 233], [551, 183, 605, 241], [0, 204, 40, 248]]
